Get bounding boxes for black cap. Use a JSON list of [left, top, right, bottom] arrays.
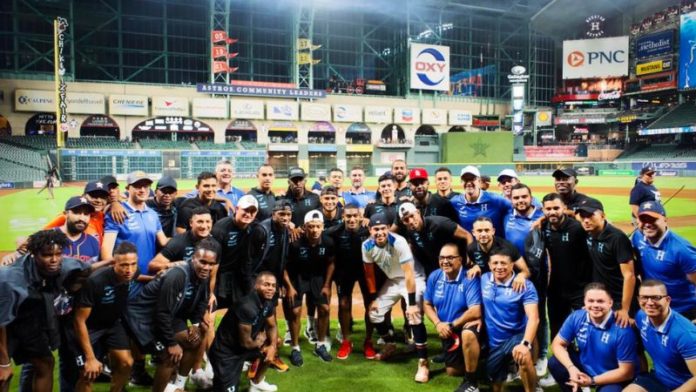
[[100, 175, 118, 188], [83, 181, 109, 196], [288, 167, 306, 179], [156, 175, 178, 191], [320, 185, 338, 196], [273, 200, 293, 211], [480, 175, 491, 182], [575, 197, 604, 214], [378, 172, 394, 183], [369, 213, 389, 227], [640, 166, 656, 175], [552, 168, 577, 178], [65, 196, 95, 212]]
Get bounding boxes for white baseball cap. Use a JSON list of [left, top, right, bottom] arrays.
[[398, 202, 418, 219], [237, 195, 259, 210], [497, 169, 518, 182], [304, 210, 324, 224], [460, 165, 481, 178]]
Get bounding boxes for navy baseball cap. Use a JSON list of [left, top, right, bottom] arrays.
[[552, 168, 577, 178], [273, 200, 293, 211], [288, 167, 306, 179], [84, 181, 109, 196], [638, 201, 666, 218], [575, 197, 604, 214], [65, 196, 95, 213], [369, 213, 389, 227], [640, 167, 656, 175], [156, 176, 178, 191], [320, 186, 338, 196], [100, 175, 118, 188]]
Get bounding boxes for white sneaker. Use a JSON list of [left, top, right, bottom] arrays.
[[242, 361, 251, 372], [283, 329, 292, 346], [250, 377, 278, 392], [304, 325, 318, 345], [377, 336, 386, 345], [163, 383, 183, 392], [190, 368, 213, 389], [535, 357, 548, 377], [336, 328, 343, 342], [324, 338, 332, 352], [538, 374, 557, 387], [204, 355, 214, 380]]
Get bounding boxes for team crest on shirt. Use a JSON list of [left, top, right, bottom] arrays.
[[227, 232, 239, 247], [661, 335, 669, 346], [318, 247, 326, 256], [561, 233, 569, 242], [481, 204, 488, 212], [102, 286, 115, 304], [656, 250, 665, 261], [601, 332, 610, 344], [299, 247, 309, 260]]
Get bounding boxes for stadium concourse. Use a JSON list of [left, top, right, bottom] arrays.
[[2, 0, 696, 392]]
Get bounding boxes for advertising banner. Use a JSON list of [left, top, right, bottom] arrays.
[[636, 59, 672, 76], [301, 103, 331, 122], [679, 12, 696, 89], [394, 108, 419, 124], [152, 96, 189, 116], [450, 65, 496, 96], [15, 89, 54, 112], [109, 95, 148, 116], [364, 106, 392, 123], [421, 108, 447, 125], [448, 110, 473, 126], [197, 83, 325, 98], [192, 98, 228, 118], [636, 30, 674, 59], [563, 36, 629, 79], [67, 93, 105, 114], [266, 101, 299, 121], [535, 111, 553, 126], [230, 100, 264, 119], [332, 104, 362, 123], [409, 43, 450, 91]]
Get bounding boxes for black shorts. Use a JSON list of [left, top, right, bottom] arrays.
[[128, 318, 189, 356], [68, 321, 130, 367], [441, 326, 482, 368], [285, 275, 328, 309], [7, 322, 54, 364], [208, 336, 261, 392], [335, 269, 368, 299]]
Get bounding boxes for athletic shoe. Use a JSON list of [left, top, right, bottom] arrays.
[[431, 353, 446, 364], [314, 344, 333, 362], [376, 343, 397, 361], [250, 377, 278, 392], [538, 374, 558, 387], [247, 358, 261, 379], [535, 357, 548, 377], [190, 368, 213, 389], [363, 340, 377, 360], [304, 326, 318, 345], [102, 363, 112, 377], [454, 380, 479, 392], [323, 337, 332, 352], [335, 329, 343, 342], [163, 383, 183, 392], [290, 349, 304, 367], [269, 356, 289, 373], [337, 340, 353, 360], [129, 367, 154, 387], [414, 358, 430, 383], [376, 336, 386, 345], [283, 330, 292, 346]]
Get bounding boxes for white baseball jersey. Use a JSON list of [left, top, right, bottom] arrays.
[[362, 232, 424, 280]]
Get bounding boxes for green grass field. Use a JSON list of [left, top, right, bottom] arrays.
[[2, 175, 696, 391]]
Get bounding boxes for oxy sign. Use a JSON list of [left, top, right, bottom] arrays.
[[410, 43, 450, 91], [563, 36, 629, 79]]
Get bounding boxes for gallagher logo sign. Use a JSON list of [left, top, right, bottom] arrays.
[[410, 43, 450, 91], [563, 36, 628, 79]]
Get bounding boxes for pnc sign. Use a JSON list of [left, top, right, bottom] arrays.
[[410, 43, 450, 91], [563, 36, 629, 79]]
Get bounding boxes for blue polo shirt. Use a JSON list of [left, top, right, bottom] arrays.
[[186, 187, 246, 206], [343, 189, 376, 209], [104, 202, 163, 274], [481, 272, 538, 348], [450, 191, 511, 236], [636, 309, 696, 390], [558, 309, 639, 377], [424, 268, 482, 323], [633, 230, 696, 313], [504, 207, 545, 257]]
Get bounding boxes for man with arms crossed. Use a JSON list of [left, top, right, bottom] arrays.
[[423, 243, 483, 392]]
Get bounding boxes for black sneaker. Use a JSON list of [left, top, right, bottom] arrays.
[[129, 368, 154, 387], [290, 349, 304, 367], [455, 380, 480, 392], [313, 345, 333, 362], [432, 353, 446, 364]]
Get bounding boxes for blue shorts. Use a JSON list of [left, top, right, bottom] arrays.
[[630, 373, 671, 392], [486, 332, 525, 382]]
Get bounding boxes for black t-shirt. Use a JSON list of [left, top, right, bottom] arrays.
[[564, 191, 591, 212], [427, 193, 460, 221], [212, 217, 254, 274], [176, 197, 228, 230], [146, 198, 182, 238], [629, 181, 660, 207], [328, 225, 370, 272], [249, 220, 288, 283], [215, 291, 275, 353], [542, 217, 592, 301], [586, 222, 635, 305], [76, 267, 131, 331], [394, 184, 412, 201], [467, 236, 521, 273], [322, 206, 343, 230], [364, 199, 398, 224], [248, 188, 276, 222], [161, 231, 210, 262], [405, 216, 460, 276], [282, 191, 321, 227], [287, 234, 335, 281]]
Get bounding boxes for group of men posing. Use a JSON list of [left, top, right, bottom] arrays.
[[0, 158, 695, 392]]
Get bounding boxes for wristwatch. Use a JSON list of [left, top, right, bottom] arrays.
[[521, 340, 532, 350]]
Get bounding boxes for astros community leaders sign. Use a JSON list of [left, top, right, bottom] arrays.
[[197, 83, 326, 98]]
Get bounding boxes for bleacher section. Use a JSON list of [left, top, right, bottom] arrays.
[[616, 143, 696, 160], [138, 139, 194, 150], [66, 136, 133, 149], [0, 160, 45, 182], [0, 135, 56, 151], [0, 141, 50, 182], [196, 141, 239, 150], [241, 141, 265, 149], [646, 103, 696, 130]]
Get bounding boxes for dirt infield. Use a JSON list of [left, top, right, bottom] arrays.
[[0, 188, 24, 197]]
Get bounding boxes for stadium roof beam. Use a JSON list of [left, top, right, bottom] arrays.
[[211, 0, 230, 84]]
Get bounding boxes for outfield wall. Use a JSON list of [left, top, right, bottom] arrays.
[[441, 132, 513, 163]]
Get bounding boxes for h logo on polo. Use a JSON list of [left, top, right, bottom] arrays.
[[561, 233, 569, 242], [656, 250, 665, 261], [601, 332, 610, 344], [662, 335, 669, 346], [597, 243, 604, 252], [319, 247, 326, 256], [481, 204, 488, 212]]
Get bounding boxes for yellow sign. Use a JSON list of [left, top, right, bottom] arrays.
[[298, 52, 320, 65], [619, 115, 637, 123], [636, 60, 663, 76]]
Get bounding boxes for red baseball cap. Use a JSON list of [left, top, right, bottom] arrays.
[[409, 168, 428, 181]]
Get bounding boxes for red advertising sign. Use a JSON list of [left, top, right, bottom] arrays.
[[640, 71, 677, 92], [212, 46, 228, 59], [472, 117, 500, 127]]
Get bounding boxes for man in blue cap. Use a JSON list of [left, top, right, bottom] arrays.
[[147, 175, 181, 238]]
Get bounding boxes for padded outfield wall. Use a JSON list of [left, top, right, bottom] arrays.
[[441, 132, 514, 163]]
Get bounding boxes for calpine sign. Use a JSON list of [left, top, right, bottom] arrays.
[[563, 36, 629, 79], [410, 43, 450, 91]]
